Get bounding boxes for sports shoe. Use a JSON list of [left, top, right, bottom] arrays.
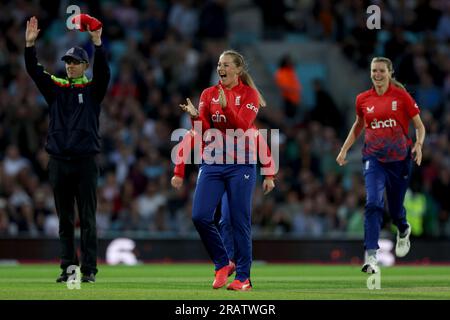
[[361, 255, 379, 274], [395, 223, 411, 257], [81, 273, 96, 283], [227, 279, 252, 291], [228, 260, 236, 276], [56, 271, 68, 283], [212, 265, 231, 289]]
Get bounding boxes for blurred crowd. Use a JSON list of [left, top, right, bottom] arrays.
[[0, 0, 449, 239]]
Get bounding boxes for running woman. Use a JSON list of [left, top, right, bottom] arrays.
[[336, 57, 426, 274], [179, 50, 267, 290]]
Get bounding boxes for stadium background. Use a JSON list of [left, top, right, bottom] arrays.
[[0, 0, 449, 265]]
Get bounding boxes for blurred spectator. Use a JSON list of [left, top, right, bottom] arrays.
[[435, 3, 450, 41], [109, 144, 136, 186], [197, 0, 228, 41], [136, 180, 167, 229], [43, 210, 59, 237], [172, 199, 196, 235], [254, 0, 289, 38], [309, 79, 342, 133], [341, 16, 377, 68], [404, 181, 427, 237], [274, 54, 302, 120], [168, 0, 199, 40], [97, 195, 112, 236], [0, 198, 12, 235], [415, 73, 445, 117], [337, 193, 364, 236], [384, 27, 409, 65], [3, 145, 30, 178], [33, 187, 52, 233], [312, 0, 335, 39], [431, 170, 450, 237]]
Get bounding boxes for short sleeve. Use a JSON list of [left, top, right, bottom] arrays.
[[402, 90, 420, 118], [355, 94, 364, 118]]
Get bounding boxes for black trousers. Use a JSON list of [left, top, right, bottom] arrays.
[[48, 156, 99, 275]]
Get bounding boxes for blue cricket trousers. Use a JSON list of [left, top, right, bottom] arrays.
[[192, 164, 256, 281], [218, 192, 234, 261], [363, 154, 412, 250]]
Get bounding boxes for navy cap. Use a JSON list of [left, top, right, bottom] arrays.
[[61, 46, 89, 63]]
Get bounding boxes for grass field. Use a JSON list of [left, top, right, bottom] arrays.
[[0, 263, 450, 300]]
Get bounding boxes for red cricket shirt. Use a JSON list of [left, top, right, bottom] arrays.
[[191, 79, 260, 164], [356, 83, 420, 162]]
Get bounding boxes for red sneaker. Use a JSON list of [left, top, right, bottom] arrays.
[[212, 265, 231, 289], [227, 279, 252, 291], [228, 261, 236, 276]]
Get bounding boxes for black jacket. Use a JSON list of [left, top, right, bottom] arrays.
[[25, 45, 110, 159]]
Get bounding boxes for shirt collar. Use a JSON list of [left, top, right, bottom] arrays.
[[69, 74, 89, 84], [219, 78, 243, 91], [371, 83, 393, 96]]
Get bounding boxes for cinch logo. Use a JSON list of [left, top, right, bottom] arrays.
[[246, 103, 258, 113], [212, 111, 226, 123], [370, 118, 397, 129]]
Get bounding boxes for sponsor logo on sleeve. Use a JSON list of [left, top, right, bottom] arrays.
[[246, 103, 258, 113]]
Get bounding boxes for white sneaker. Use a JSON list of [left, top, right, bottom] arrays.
[[395, 223, 411, 257], [361, 255, 379, 274]]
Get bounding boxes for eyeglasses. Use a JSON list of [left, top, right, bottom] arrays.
[[65, 58, 84, 65]]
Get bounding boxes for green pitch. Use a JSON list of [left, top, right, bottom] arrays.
[[0, 263, 449, 300]]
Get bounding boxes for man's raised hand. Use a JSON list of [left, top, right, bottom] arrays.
[[26, 16, 40, 47], [87, 26, 102, 46]]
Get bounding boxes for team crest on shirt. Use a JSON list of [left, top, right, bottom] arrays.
[[235, 96, 241, 106], [392, 100, 397, 111], [366, 106, 375, 113]]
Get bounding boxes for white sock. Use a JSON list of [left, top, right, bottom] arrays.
[[367, 249, 377, 259]]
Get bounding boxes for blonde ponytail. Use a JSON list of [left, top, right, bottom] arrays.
[[240, 70, 267, 107], [221, 50, 267, 107], [390, 78, 406, 90]]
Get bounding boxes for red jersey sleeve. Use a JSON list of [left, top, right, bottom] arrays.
[[173, 163, 186, 179], [222, 87, 259, 130], [173, 132, 192, 178], [173, 130, 203, 178], [257, 133, 276, 178], [355, 94, 364, 118], [401, 90, 420, 119]]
